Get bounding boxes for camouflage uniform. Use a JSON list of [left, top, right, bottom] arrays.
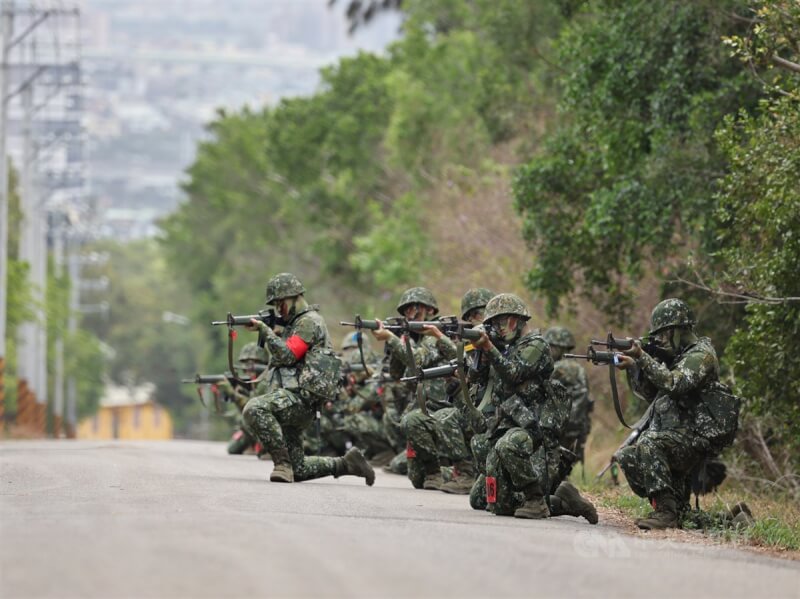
[[338, 348, 394, 461], [544, 327, 593, 465], [380, 287, 464, 489], [222, 343, 269, 455], [242, 273, 374, 485], [474, 294, 597, 523], [427, 288, 495, 494], [615, 298, 720, 529]]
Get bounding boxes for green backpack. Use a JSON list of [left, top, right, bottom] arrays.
[[694, 381, 742, 453], [299, 347, 342, 402]]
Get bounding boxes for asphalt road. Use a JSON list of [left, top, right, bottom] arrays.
[[1, 440, 798, 599]]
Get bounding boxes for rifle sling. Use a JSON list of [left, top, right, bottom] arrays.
[[456, 341, 483, 428], [357, 330, 373, 378], [609, 361, 632, 429], [403, 332, 427, 416]]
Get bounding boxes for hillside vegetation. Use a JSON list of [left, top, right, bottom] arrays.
[[68, 1, 799, 495]]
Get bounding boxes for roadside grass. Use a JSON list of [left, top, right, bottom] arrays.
[[571, 469, 800, 556]]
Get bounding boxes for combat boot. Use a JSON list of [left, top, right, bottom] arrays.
[[383, 452, 408, 475], [729, 502, 754, 528], [636, 493, 678, 530], [336, 448, 376, 486], [553, 481, 598, 524], [369, 449, 396, 468], [514, 496, 550, 519], [514, 484, 550, 519], [440, 461, 476, 495], [269, 447, 294, 483], [422, 469, 444, 491]]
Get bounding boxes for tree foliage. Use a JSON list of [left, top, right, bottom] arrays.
[[513, 0, 760, 321], [152, 0, 800, 465]]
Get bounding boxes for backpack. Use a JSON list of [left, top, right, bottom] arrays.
[[693, 381, 742, 453], [299, 347, 342, 402]]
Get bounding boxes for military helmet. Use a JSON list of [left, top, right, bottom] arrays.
[[649, 298, 696, 335], [265, 272, 305, 305], [396, 287, 439, 315], [460, 288, 494, 320], [483, 293, 531, 322], [544, 326, 576, 350], [341, 332, 360, 350], [237, 342, 268, 364]]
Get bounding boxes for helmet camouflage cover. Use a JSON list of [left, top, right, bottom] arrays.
[[265, 272, 305, 305], [544, 326, 576, 349], [649, 298, 696, 335], [460, 288, 494, 320], [238, 342, 268, 364], [396, 287, 439, 315], [483, 293, 531, 322], [341, 331, 362, 351]]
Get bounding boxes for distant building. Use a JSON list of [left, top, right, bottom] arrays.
[[78, 382, 173, 440]]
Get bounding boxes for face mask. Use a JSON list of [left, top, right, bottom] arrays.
[[650, 329, 678, 362]]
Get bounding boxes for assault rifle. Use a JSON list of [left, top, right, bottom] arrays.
[[565, 332, 660, 429], [400, 360, 459, 383], [182, 373, 228, 385], [340, 315, 480, 340], [212, 309, 279, 384], [211, 309, 280, 329], [181, 363, 267, 386]]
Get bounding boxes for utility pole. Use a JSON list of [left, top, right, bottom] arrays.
[[52, 218, 65, 437], [65, 243, 78, 437], [16, 81, 47, 433], [2, 2, 83, 436], [0, 0, 14, 431]]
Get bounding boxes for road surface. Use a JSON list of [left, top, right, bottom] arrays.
[[1, 441, 798, 598]]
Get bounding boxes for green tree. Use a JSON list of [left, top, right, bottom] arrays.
[[513, 0, 761, 321]]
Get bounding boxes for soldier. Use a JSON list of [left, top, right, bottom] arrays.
[[420, 287, 494, 494], [615, 298, 724, 530], [544, 327, 593, 467], [471, 293, 597, 522], [222, 342, 269, 455], [339, 350, 395, 464], [371, 287, 468, 490], [242, 273, 375, 485]]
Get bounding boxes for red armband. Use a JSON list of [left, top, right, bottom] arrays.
[[285, 335, 310, 360]]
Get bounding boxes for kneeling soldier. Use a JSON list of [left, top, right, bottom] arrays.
[[243, 273, 374, 485], [474, 294, 597, 522]]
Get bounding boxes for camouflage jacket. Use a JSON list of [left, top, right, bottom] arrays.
[[473, 332, 557, 443], [552, 358, 591, 434], [628, 336, 719, 433], [259, 305, 336, 399], [385, 331, 449, 412]]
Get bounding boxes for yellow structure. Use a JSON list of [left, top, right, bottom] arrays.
[[78, 383, 173, 440]]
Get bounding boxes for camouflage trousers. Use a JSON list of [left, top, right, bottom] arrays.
[[382, 403, 406, 453], [615, 428, 707, 500], [243, 389, 338, 481], [304, 412, 349, 457], [342, 413, 392, 458], [469, 433, 492, 510], [402, 407, 471, 489], [486, 427, 561, 516]]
